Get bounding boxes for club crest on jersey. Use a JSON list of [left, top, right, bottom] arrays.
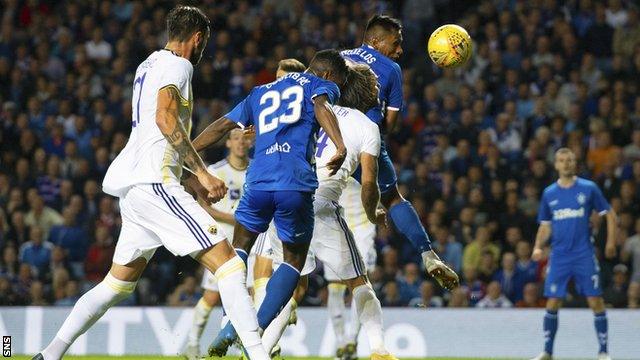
[[576, 192, 586, 205], [207, 225, 217, 235]]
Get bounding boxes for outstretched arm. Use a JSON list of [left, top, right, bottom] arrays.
[[193, 117, 239, 152], [359, 152, 384, 225], [314, 95, 346, 175]]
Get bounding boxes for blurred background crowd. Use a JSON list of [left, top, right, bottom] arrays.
[[1, 0, 640, 310]]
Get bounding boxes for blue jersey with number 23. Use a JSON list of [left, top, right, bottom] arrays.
[[225, 72, 340, 192]]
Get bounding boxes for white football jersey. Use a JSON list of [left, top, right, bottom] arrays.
[[315, 105, 381, 202], [207, 159, 246, 239], [103, 50, 193, 197], [339, 177, 371, 230]]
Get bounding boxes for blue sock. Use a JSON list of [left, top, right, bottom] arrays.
[[257, 262, 300, 329], [594, 312, 608, 354], [388, 201, 432, 253], [235, 248, 249, 264], [543, 310, 558, 355]]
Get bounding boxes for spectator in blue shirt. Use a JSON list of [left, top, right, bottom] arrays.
[[493, 252, 526, 302], [19, 226, 53, 277], [398, 263, 423, 305], [48, 207, 88, 277], [433, 226, 463, 273]]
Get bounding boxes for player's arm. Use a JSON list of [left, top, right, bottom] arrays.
[[385, 64, 403, 132], [359, 152, 384, 225], [192, 117, 239, 152], [156, 86, 226, 202], [531, 222, 551, 261], [196, 197, 236, 225], [385, 110, 400, 133], [604, 209, 618, 259], [314, 95, 346, 175]]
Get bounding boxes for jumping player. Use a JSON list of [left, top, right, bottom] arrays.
[[341, 15, 459, 291], [33, 6, 271, 360], [191, 49, 348, 356], [530, 148, 616, 360]]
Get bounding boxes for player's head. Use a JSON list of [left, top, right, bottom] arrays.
[[338, 63, 379, 113], [364, 15, 403, 61], [307, 49, 348, 89], [554, 147, 577, 178], [226, 128, 248, 160], [166, 5, 210, 65], [276, 58, 306, 78]]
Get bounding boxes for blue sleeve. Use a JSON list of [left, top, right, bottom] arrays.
[[387, 63, 403, 111], [224, 97, 252, 127], [312, 80, 340, 105], [591, 183, 611, 214], [537, 191, 552, 223]]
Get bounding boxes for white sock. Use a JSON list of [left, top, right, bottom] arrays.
[[347, 296, 361, 344], [352, 284, 387, 355], [253, 277, 269, 309], [261, 298, 297, 354], [215, 257, 268, 360], [187, 297, 214, 347], [41, 273, 136, 360], [327, 283, 347, 348]]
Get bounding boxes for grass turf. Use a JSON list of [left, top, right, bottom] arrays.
[[10, 357, 507, 360]]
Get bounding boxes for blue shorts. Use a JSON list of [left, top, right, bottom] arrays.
[[234, 188, 314, 244], [544, 252, 602, 298], [352, 137, 397, 194]]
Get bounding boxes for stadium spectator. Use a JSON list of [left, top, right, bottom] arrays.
[[19, 226, 53, 277], [515, 283, 545, 308], [168, 276, 202, 307], [84, 226, 115, 283], [48, 207, 88, 276], [398, 263, 423, 304], [628, 281, 640, 308], [604, 264, 629, 308], [409, 281, 443, 308], [476, 281, 513, 308], [493, 252, 526, 302], [462, 226, 500, 273], [622, 218, 640, 283]]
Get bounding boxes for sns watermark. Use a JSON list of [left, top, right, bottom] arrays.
[[2, 336, 10, 358]]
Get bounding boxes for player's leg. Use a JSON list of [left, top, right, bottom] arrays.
[[532, 256, 570, 360], [255, 190, 314, 331], [327, 281, 348, 357], [184, 270, 220, 359], [575, 255, 610, 359]]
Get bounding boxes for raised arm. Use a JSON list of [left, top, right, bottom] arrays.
[[156, 86, 226, 202], [531, 222, 552, 261], [193, 117, 239, 152], [314, 95, 346, 175]]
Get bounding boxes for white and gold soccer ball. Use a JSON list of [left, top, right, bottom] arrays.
[[428, 24, 473, 68]]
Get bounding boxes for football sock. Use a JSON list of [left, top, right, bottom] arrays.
[[543, 310, 558, 355], [328, 283, 347, 347], [347, 295, 361, 344], [215, 256, 268, 360], [388, 201, 432, 253], [594, 312, 608, 354], [253, 277, 269, 309], [257, 262, 300, 329], [187, 297, 214, 347], [353, 284, 387, 354], [41, 273, 136, 360], [261, 298, 298, 354]]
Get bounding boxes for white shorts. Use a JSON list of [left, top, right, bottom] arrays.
[[311, 198, 366, 282], [267, 225, 316, 276], [352, 222, 377, 272], [114, 183, 227, 266]]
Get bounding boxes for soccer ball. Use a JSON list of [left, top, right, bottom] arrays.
[[428, 24, 473, 68]]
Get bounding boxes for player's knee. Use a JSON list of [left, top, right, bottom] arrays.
[[293, 276, 308, 303], [380, 185, 403, 208], [587, 296, 605, 312], [282, 242, 310, 271], [203, 290, 219, 307], [103, 273, 137, 303], [546, 298, 561, 311], [344, 275, 368, 291]]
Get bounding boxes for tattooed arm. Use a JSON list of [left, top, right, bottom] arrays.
[[156, 85, 227, 202]]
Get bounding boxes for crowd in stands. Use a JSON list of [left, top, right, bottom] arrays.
[[1, 0, 640, 309]]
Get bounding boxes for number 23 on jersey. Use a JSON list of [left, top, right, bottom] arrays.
[[257, 85, 303, 134]]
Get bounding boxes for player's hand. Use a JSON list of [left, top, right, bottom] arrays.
[[424, 251, 459, 291], [370, 209, 387, 226], [605, 241, 617, 259], [326, 147, 347, 176], [197, 171, 227, 203], [243, 125, 256, 140], [531, 247, 544, 262]]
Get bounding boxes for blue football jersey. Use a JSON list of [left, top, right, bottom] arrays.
[[225, 72, 340, 192], [341, 45, 403, 125], [537, 178, 610, 255]]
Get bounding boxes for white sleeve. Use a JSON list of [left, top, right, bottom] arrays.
[[158, 58, 192, 94], [361, 124, 381, 157]]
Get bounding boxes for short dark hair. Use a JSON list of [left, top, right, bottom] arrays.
[[308, 49, 348, 87], [166, 6, 210, 42], [365, 14, 402, 39], [277, 58, 306, 73], [338, 63, 379, 113]]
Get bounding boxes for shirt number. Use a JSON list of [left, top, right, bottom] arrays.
[[258, 85, 303, 134], [132, 73, 147, 127], [316, 129, 330, 157]]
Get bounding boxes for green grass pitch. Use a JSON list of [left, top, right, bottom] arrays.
[[10, 356, 506, 360]]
